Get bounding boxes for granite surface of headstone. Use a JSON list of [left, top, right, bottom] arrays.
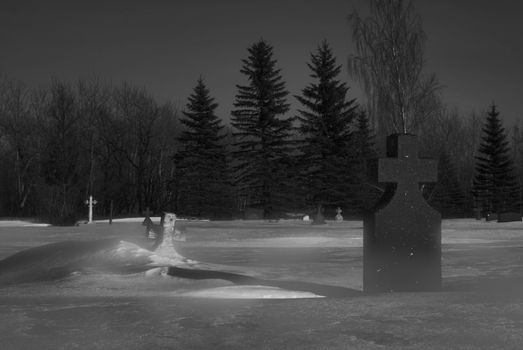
[[364, 134, 441, 292]]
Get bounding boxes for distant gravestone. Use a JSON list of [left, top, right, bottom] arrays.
[[486, 213, 498, 222], [474, 208, 482, 220], [364, 134, 441, 292], [244, 207, 264, 220], [335, 207, 343, 222], [312, 204, 326, 225]]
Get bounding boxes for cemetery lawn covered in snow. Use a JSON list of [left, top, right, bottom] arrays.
[[1, 218, 523, 349]]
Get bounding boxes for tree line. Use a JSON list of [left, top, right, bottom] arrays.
[[0, 78, 180, 224], [0, 0, 520, 224]]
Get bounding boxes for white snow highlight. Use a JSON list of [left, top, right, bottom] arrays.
[[177, 285, 324, 299]]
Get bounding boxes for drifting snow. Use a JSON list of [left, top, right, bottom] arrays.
[[0, 220, 50, 227], [177, 285, 324, 299]]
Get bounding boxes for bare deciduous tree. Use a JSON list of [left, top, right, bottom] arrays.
[[0, 77, 40, 213], [40, 79, 82, 224], [77, 76, 111, 201], [348, 0, 440, 137], [113, 83, 162, 213]]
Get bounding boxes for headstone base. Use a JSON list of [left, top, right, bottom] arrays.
[[364, 212, 441, 293]]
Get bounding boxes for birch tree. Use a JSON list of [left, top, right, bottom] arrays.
[[348, 0, 440, 137]]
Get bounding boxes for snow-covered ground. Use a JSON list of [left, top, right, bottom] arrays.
[[1, 218, 523, 349], [1, 217, 522, 295]]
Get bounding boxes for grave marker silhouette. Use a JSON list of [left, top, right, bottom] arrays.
[[364, 134, 441, 292]]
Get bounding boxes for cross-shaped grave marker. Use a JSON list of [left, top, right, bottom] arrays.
[[364, 134, 441, 292]]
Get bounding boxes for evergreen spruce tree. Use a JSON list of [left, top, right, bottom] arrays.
[[175, 78, 230, 218], [354, 110, 376, 159], [353, 110, 380, 211], [295, 41, 358, 223], [230, 40, 294, 219], [472, 105, 520, 217], [428, 150, 466, 218]]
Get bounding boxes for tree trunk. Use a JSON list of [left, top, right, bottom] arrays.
[[312, 202, 326, 225]]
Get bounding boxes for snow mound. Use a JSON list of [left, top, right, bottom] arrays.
[[177, 285, 324, 299]]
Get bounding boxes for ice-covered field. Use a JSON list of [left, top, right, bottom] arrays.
[[1, 218, 523, 349]]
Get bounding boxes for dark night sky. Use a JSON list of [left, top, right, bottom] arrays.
[[1, 0, 522, 125]]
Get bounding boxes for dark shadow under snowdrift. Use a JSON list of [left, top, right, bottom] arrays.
[[166, 266, 362, 298], [0, 239, 361, 298]]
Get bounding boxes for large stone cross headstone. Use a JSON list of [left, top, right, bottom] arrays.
[[364, 134, 441, 292]]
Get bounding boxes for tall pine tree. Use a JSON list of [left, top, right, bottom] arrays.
[[231, 40, 294, 219], [353, 109, 380, 211], [428, 150, 466, 218], [354, 110, 375, 159], [295, 40, 359, 223], [472, 105, 520, 217], [175, 78, 230, 218]]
